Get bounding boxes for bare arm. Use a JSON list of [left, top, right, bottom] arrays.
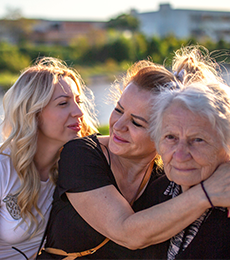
[[67, 183, 209, 250], [63, 135, 230, 250], [67, 160, 230, 250]]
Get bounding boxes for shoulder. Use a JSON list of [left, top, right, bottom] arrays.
[[0, 147, 14, 175], [97, 135, 109, 146], [59, 134, 108, 167], [63, 134, 100, 151], [57, 135, 112, 194], [0, 149, 19, 201], [0, 146, 11, 160], [60, 134, 101, 159]]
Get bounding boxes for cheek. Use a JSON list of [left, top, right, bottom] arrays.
[[194, 147, 228, 179], [144, 140, 156, 152], [135, 132, 156, 152], [163, 163, 173, 181], [109, 111, 115, 125], [165, 171, 173, 181], [158, 142, 170, 163], [200, 146, 226, 165], [207, 150, 228, 171], [40, 112, 65, 133]]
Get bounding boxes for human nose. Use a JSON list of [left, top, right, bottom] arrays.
[[71, 102, 84, 118], [113, 115, 128, 132], [173, 140, 191, 162]]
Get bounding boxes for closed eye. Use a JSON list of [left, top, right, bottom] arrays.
[[115, 107, 122, 113], [132, 120, 143, 127], [59, 101, 68, 106]]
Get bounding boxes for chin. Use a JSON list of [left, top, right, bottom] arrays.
[[109, 146, 120, 155], [109, 144, 123, 156]]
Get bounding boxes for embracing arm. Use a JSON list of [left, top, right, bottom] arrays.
[[67, 182, 209, 250], [63, 137, 230, 250]]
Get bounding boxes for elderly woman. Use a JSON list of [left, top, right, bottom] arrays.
[[149, 81, 230, 259]]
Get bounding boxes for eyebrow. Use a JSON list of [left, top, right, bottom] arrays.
[[53, 95, 70, 101], [131, 114, 148, 123], [117, 101, 124, 109], [117, 101, 148, 124]]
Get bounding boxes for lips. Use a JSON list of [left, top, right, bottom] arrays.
[[113, 133, 129, 143], [67, 123, 82, 132]]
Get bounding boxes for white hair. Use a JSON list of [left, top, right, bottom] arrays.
[[149, 81, 230, 155]]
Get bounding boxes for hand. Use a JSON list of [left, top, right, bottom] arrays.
[[204, 161, 230, 208]]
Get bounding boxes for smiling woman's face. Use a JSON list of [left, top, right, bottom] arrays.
[[158, 101, 229, 191], [108, 82, 156, 160]]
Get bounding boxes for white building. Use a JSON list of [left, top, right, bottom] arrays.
[[131, 3, 230, 42]]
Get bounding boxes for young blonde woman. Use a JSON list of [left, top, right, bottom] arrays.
[[0, 57, 98, 260]]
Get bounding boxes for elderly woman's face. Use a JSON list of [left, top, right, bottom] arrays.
[[159, 101, 229, 191]]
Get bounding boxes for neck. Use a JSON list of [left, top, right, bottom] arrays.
[[112, 151, 154, 176], [34, 140, 61, 182], [110, 153, 154, 202]]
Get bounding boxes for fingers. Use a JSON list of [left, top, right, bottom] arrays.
[[204, 162, 230, 207]]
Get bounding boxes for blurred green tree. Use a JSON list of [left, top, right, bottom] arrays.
[[106, 14, 139, 32]]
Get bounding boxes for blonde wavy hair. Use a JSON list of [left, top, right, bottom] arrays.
[[0, 57, 98, 235]]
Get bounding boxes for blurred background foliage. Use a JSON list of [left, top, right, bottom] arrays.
[[1, 35, 230, 90], [0, 13, 230, 91]]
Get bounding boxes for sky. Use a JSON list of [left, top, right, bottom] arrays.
[[1, 0, 230, 21]]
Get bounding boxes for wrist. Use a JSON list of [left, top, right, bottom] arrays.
[[186, 183, 211, 211], [200, 181, 214, 209]]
